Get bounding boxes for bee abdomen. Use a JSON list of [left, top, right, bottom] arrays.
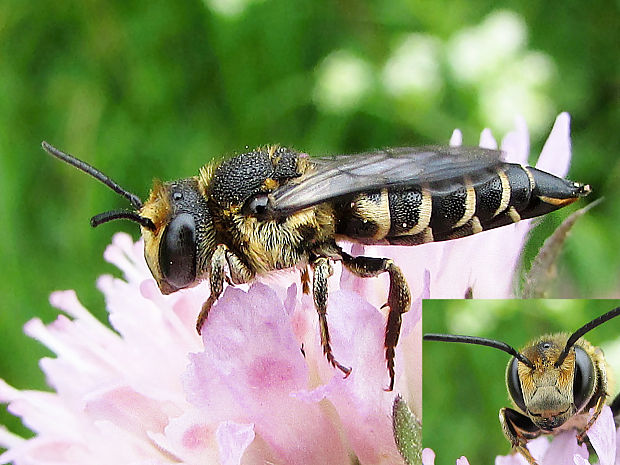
[[473, 165, 590, 233], [335, 164, 589, 245]]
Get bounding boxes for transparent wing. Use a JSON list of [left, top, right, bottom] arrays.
[[270, 146, 505, 214]]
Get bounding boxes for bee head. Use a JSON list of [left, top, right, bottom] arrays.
[[42, 142, 214, 295], [139, 179, 214, 294], [424, 306, 620, 429], [507, 338, 584, 430]]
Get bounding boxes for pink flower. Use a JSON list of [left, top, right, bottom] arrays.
[[423, 407, 618, 465], [0, 113, 576, 464], [495, 406, 617, 465]]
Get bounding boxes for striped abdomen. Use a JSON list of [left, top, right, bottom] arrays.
[[334, 164, 590, 245]]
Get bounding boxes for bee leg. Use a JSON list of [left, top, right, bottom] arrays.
[[500, 407, 541, 465], [610, 393, 620, 427], [196, 245, 227, 335], [576, 394, 606, 444], [340, 252, 411, 391], [195, 244, 253, 335], [300, 267, 311, 295], [312, 256, 352, 377]]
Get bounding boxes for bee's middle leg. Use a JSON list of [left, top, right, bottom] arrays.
[[312, 256, 352, 377], [341, 252, 411, 391]]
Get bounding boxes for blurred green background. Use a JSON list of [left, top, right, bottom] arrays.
[[423, 299, 620, 463], [0, 0, 618, 445]]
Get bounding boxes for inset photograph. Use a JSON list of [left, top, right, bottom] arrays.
[[423, 299, 620, 464]]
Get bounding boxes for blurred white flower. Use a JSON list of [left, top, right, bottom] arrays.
[[479, 82, 554, 144], [447, 10, 527, 83], [313, 50, 373, 113], [446, 10, 556, 135], [382, 34, 443, 97], [203, 0, 264, 17]]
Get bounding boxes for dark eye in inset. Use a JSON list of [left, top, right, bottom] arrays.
[[507, 357, 527, 412], [572, 346, 595, 411]]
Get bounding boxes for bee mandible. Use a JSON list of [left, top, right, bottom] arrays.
[[43, 142, 590, 390], [424, 307, 620, 464]]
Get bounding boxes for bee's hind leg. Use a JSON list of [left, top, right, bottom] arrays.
[[341, 252, 411, 391], [311, 257, 352, 378]]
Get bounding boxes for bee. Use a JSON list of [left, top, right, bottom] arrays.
[[43, 141, 590, 390], [424, 306, 620, 465]]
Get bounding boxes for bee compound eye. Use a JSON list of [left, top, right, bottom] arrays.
[[507, 357, 527, 412], [159, 212, 197, 289], [245, 193, 270, 215], [573, 346, 595, 411]]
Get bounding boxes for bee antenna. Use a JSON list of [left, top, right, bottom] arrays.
[[42, 141, 144, 210], [91, 210, 156, 230], [555, 306, 620, 367], [424, 334, 535, 368]]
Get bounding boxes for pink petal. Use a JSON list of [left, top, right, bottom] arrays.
[[541, 430, 587, 465], [0, 436, 91, 465], [524, 436, 551, 463], [614, 425, 620, 465], [216, 421, 255, 465], [450, 129, 463, 146], [536, 112, 571, 177], [422, 448, 436, 465], [495, 436, 550, 465], [0, 425, 23, 450], [587, 406, 615, 465], [316, 290, 404, 464], [495, 452, 529, 465], [0, 378, 80, 437], [184, 283, 348, 465], [479, 128, 498, 149], [103, 233, 151, 285], [501, 115, 530, 165], [573, 455, 590, 465], [456, 457, 471, 465], [397, 271, 427, 415], [83, 385, 176, 437], [150, 411, 220, 464]]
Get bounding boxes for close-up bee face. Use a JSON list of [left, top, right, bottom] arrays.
[[423, 300, 620, 464], [42, 142, 589, 391]]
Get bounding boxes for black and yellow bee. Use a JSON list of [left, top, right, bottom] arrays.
[[43, 142, 590, 390], [425, 307, 620, 465]]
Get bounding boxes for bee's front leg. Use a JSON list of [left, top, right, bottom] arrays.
[[500, 407, 542, 465], [340, 252, 410, 391], [195, 244, 253, 335], [577, 394, 606, 444], [311, 256, 352, 378]]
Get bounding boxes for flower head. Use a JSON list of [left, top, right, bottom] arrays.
[[422, 407, 619, 464], [0, 113, 576, 464]]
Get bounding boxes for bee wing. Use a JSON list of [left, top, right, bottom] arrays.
[[270, 146, 505, 213]]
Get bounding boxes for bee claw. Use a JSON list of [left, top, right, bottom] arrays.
[[338, 364, 352, 379]]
